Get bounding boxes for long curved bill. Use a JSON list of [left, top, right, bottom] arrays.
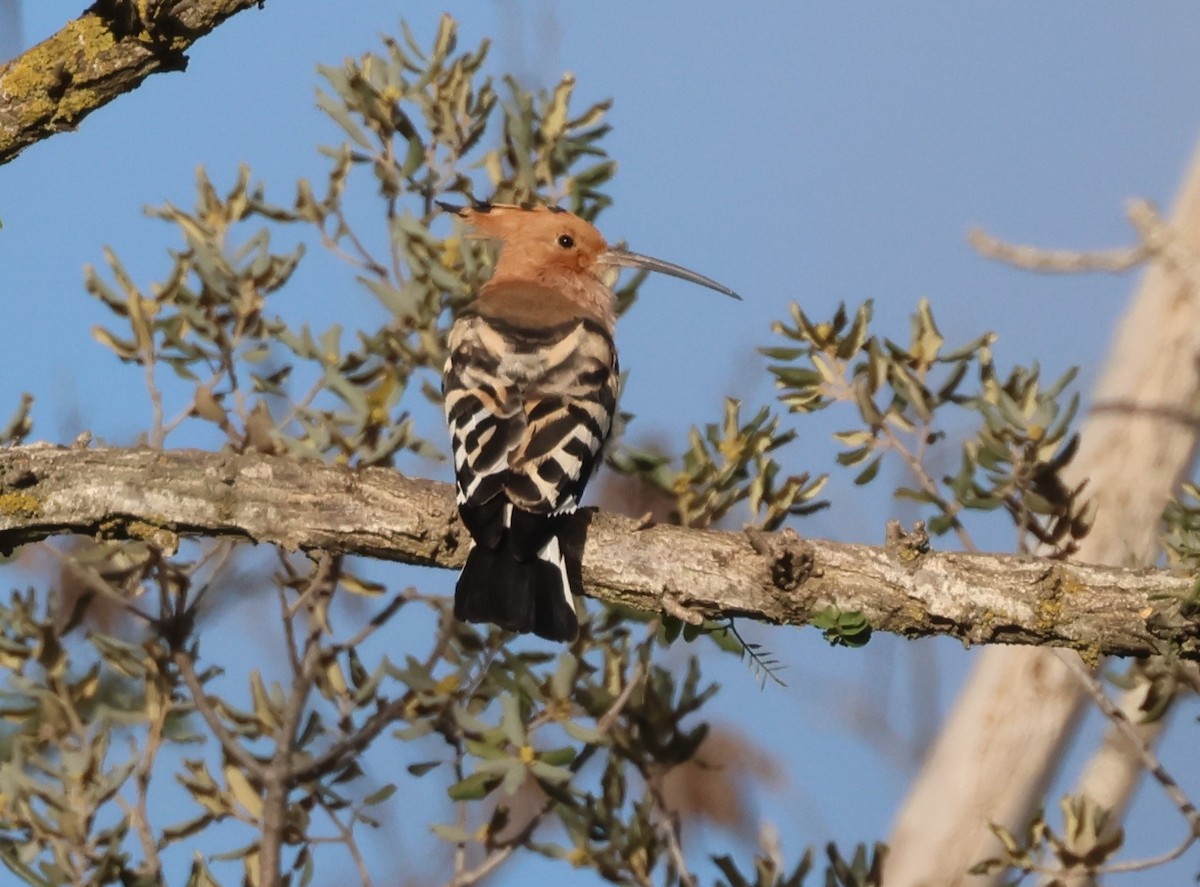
[[599, 249, 742, 300]]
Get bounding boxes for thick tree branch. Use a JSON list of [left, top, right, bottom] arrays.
[[0, 0, 265, 166], [0, 443, 1196, 659]]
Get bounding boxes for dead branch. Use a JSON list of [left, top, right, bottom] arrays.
[[968, 227, 1146, 274]]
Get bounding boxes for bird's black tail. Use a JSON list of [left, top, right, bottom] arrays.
[[454, 525, 580, 642]]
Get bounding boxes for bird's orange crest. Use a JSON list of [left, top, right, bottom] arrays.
[[439, 202, 608, 278], [436, 199, 742, 307]]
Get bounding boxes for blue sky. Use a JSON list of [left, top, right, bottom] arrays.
[[4, 3, 1200, 884]]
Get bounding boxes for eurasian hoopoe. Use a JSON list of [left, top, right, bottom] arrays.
[[440, 201, 740, 641]]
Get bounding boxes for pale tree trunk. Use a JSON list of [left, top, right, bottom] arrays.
[[883, 140, 1200, 886]]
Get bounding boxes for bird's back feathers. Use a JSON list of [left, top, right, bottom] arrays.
[[444, 290, 618, 641]]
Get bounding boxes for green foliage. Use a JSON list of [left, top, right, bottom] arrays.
[[7, 13, 851, 886], [765, 298, 1089, 554], [1163, 482, 1200, 572], [84, 13, 627, 466], [809, 608, 872, 649], [609, 398, 828, 532], [0, 587, 185, 886], [1160, 484, 1200, 622]]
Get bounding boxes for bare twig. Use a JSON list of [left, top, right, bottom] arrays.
[[172, 648, 265, 778], [276, 576, 304, 677], [968, 199, 1200, 293], [316, 795, 374, 887], [1098, 830, 1197, 875], [447, 841, 517, 887], [338, 591, 409, 651], [54, 553, 156, 624], [646, 777, 699, 887], [1056, 651, 1200, 835], [117, 725, 166, 882], [967, 227, 1147, 274], [260, 553, 341, 886], [289, 696, 409, 785], [139, 332, 166, 450]]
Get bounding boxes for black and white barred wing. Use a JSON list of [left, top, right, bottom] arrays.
[[443, 311, 617, 525]]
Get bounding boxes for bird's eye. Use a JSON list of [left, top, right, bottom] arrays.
[[557, 234, 575, 249]]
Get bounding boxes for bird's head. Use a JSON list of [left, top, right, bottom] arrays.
[[438, 201, 742, 308], [439, 202, 608, 284]]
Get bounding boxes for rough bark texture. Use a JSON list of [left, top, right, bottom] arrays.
[[884, 142, 1200, 886], [0, 442, 1197, 659], [0, 0, 265, 166]]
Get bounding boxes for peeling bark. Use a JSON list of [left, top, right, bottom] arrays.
[[0, 442, 1197, 660]]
